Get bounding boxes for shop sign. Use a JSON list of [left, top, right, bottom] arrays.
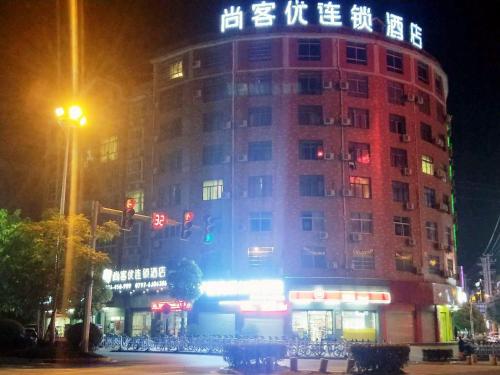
[[289, 289, 391, 304], [201, 279, 284, 300], [220, 1, 423, 49], [151, 300, 192, 313], [219, 300, 288, 313], [102, 266, 167, 291]]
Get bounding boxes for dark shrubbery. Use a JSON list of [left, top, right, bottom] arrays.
[[223, 343, 287, 371], [422, 348, 453, 362], [65, 323, 103, 351], [350, 344, 410, 374], [0, 318, 28, 351]]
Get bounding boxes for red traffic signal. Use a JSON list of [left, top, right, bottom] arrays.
[[126, 198, 136, 210], [184, 211, 195, 222], [181, 210, 194, 240]]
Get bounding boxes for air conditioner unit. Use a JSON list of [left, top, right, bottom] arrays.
[[341, 117, 352, 127], [223, 121, 232, 130], [342, 188, 354, 197], [339, 81, 349, 90], [323, 81, 333, 89], [238, 154, 248, 162], [324, 152, 335, 160], [404, 202, 415, 211], [433, 137, 445, 148], [192, 60, 201, 69], [240, 120, 248, 128], [325, 189, 336, 197], [402, 167, 413, 176], [222, 155, 231, 163], [350, 233, 362, 242], [340, 152, 352, 161], [400, 134, 411, 143], [323, 118, 335, 125], [406, 238, 417, 247], [194, 89, 202, 98], [417, 96, 425, 105], [240, 190, 248, 198], [405, 94, 416, 102], [222, 192, 231, 199], [328, 261, 338, 269], [318, 231, 329, 240], [438, 203, 449, 212], [435, 169, 446, 178]]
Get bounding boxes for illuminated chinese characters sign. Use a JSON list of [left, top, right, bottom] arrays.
[[221, 1, 423, 49], [102, 266, 167, 291]]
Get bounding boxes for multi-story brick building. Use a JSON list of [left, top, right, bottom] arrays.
[[97, 14, 462, 341]]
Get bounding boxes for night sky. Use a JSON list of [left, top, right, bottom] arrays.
[[0, 0, 498, 278]]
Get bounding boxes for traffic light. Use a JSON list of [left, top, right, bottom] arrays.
[[203, 215, 216, 244], [121, 198, 136, 231], [181, 210, 194, 240]]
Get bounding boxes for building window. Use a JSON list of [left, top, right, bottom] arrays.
[[248, 175, 273, 198], [348, 142, 370, 164], [352, 250, 375, 270], [417, 91, 431, 115], [426, 221, 438, 242], [446, 226, 453, 247], [347, 73, 369, 98], [202, 179, 223, 200], [165, 184, 182, 207], [394, 216, 411, 237], [389, 114, 406, 134], [249, 106, 272, 127], [298, 39, 321, 61], [298, 71, 322, 95], [447, 259, 454, 274], [248, 141, 272, 161], [248, 246, 273, 267], [301, 246, 327, 268], [435, 74, 444, 97], [248, 40, 272, 62], [423, 187, 436, 208], [203, 111, 226, 132], [428, 256, 441, 275], [346, 42, 367, 65], [417, 61, 430, 83], [203, 78, 229, 102], [422, 155, 434, 175], [301, 211, 325, 231], [196, 46, 230, 69], [390, 148, 408, 168], [169, 60, 183, 79], [420, 123, 433, 142], [395, 252, 414, 272], [392, 181, 410, 202], [299, 140, 324, 160], [350, 212, 373, 234], [300, 175, 325, 197], [249, 73, 272, 96], [127, 190, 144, 212], [349, 176, 371, 199], [202, 144, 226, 165], [436, 102, 446, 122], [348, 107, 369, 129], [298, 105, 323, 125], [100, 136, 118, 162], [387, 80, 405, 105], [249, 212, 272, 232], [386, 50, 403, 73]]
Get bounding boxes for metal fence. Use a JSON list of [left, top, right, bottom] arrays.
[[100, 335, 353, 359]]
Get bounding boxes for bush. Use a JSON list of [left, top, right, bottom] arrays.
[[223, 343, 287, 370], [422, 349, 453, 362], [350, 344, 410, 374], [0, 318, 27, 351], [65, 323, 103, 351]]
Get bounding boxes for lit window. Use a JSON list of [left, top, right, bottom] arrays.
[[422, 155, 434, 175], [395, 252, 414, 272], [348, 142, 370, 164], [428, 256, 441, 275], [349, 176, 371, 199], [203, 179, 223, 201], [169, 60, 183, 79], [127, 190, 144, 212], [100, 136, 118, 162], [248, 246, 274, 267]]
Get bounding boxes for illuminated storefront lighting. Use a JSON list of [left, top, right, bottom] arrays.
[[289, 290, 391, 304]]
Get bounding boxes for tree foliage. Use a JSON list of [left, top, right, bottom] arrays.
[[168, 258, 202, 302], [487, 298, 500, 324], [0, 209, 119, 323], [452, 303, 487, 334]]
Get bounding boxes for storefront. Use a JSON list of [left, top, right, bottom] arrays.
[[288, 288, 391, 342]]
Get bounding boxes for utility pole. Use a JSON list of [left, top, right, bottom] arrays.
[[481, 254, 495, 301]]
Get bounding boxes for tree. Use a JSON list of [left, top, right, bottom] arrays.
[[0, 209, 119, 338], [453, 303, 487, 334], [487, 298, 500, 324], [167, 258, 203, 335]]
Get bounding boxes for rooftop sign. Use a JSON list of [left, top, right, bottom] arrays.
[[221, 1, 423, 49], [102, 266, 167, 291]]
